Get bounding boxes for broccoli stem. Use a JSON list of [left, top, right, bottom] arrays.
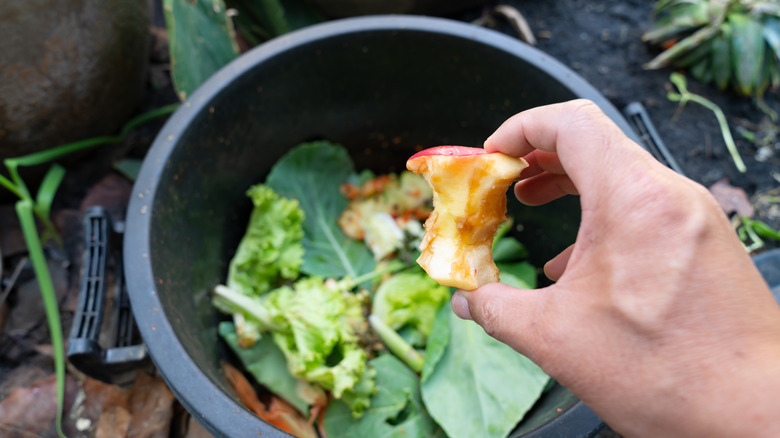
[[368, 315, 424, 373]]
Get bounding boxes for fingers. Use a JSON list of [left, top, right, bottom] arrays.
[[518, 149, 566, 180], [544, 244, 575, 281], [514, 173, 579, 205], [485, 99, 652, 202]]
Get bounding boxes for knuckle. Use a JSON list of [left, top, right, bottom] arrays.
[[566, 99, 603, 125], [474, 295, 505, 338]]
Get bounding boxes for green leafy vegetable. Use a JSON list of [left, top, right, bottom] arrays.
[[227, 184, 305, 296], [324, 354, 445, 438], [421, 304, 550, 438], [497, 261, 538, 290], [214, 140, 555, 436], [214, 275, 376, 417], [492, 237, 529, 263], [218, 184, 304, 346], [371, 270, 450, 346], [266, 141, 377, 279]]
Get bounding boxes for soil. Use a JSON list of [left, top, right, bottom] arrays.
[[476, 0, 780, 206], [1, 0, 779, 437]]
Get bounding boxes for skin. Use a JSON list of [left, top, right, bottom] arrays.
[[451, 99, 780, 438]]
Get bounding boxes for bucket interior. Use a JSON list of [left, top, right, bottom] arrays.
[[126, 16, 632, 437]]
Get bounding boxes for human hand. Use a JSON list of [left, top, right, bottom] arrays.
[[452, 100, 780, 438]]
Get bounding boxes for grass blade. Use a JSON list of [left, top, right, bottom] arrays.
[[15, 199, 67, 438]]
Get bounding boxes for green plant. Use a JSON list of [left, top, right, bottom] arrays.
[[163, 0, 323, 100], [738, 216, 780, 252], [667, 72, 747, 172], [0, 103, 178, 437], [644, 0, 780, 98]]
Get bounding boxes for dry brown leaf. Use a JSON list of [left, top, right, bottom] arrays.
[[709, 179, 755, 217], [79, 172, 133, 223], [75, 372, 175, 438], [0, 373, 79, 438], [126, 372, 176, 438], [95, 405, 132, 437]]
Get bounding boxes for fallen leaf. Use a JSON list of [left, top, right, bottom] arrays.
[[79, 172, 133, 223], [709, 179, 755, 217], [95, 405, 132, 437], [126, 372, 176, 438], [0, 373, 79, 438], [73, 372, 175, 438], [0, 364, 49, 400]]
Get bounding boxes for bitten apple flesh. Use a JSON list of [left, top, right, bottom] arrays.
[[406, 146, 528, 290]]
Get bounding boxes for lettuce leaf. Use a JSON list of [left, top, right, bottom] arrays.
[[371, 270, 450, 346], [266, 141, 376, 279], [215, 276, 376, 418], [226, 184, 304, 296]]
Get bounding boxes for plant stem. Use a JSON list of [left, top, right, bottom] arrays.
[[668, 73, 747, 173], [15, 200, 67, 438], [6, 103, 180, 169], [213, 285, 278, 329], [686, 93, 747, 173], [349, 261, 406, 288], [369, 315, 424, 373]]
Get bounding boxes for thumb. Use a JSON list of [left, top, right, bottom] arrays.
[[451, 282, 553, 361]]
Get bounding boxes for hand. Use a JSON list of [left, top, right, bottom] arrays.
[[452, 100, 780, 438]]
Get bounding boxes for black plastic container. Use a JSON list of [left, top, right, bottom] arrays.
[[124, 15, 642, 437]]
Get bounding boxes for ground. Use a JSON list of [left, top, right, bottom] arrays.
[[1, 0, 779, 437]]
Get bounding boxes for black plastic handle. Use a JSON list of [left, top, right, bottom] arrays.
[[67, 206, 149, 385], [623, 101, 685, 176]]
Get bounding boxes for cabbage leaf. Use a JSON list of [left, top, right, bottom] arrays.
[[421, 304, 550, 438], [266, 141, 376, 279]]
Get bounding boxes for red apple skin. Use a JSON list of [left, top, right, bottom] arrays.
[[408, 146, 487, 160]]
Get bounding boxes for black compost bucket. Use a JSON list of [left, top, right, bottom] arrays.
[[123, 15, 644, 438]]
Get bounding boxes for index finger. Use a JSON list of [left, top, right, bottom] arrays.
[[483, 99, 653, 197]]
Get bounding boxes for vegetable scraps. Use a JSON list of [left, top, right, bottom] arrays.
[[211, 141, 550, 438]]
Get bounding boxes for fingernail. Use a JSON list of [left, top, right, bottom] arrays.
[[451, 291, 472, 320], [483, 136, 494, 150]]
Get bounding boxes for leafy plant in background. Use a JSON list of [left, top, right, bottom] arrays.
[[0, 104, 178, 437], [163, 0, 324, 100], [643, 0, 780, 98]]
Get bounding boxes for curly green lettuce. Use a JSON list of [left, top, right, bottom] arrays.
[[227, 184, 305, 295], [218, 184, 304, 346], [371, 270, 450, 346], [214, 276, 376, 418]]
